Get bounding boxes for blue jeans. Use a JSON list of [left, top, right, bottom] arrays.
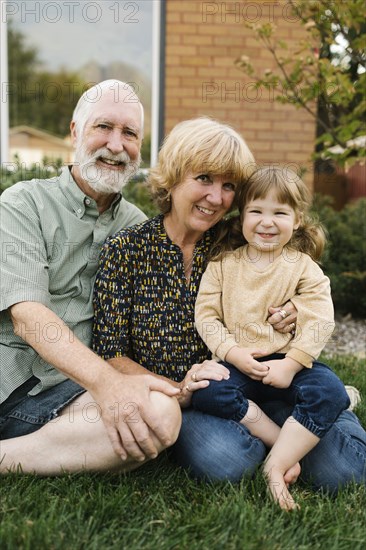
[[0, 376, 85, 440], [2, 376, 365, 493], [170, 406, 366, 493], [191, 356, 350, 438], [170, 357, 366, 493]]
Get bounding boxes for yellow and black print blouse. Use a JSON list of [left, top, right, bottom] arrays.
[[92, 215, 214, 381]]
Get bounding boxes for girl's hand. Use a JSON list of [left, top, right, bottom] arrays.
[[262, 358, 302, 388], [225, 346, 269, 380], [267, 301, 297, 334], [177, 360, 230, 408]]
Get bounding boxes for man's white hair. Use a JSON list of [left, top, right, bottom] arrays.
[[72, 79, 144, 137]]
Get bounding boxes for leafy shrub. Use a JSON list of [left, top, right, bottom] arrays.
[[312, 195, 366, 317], [0, 155, 62, 194], [124, 172, 158, 219]]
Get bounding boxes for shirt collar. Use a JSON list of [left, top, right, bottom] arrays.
[[60, 166, 122, 219], [111, 194, 123, 218]]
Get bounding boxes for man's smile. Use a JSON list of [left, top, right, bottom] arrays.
[[98, 157, 126, 168]]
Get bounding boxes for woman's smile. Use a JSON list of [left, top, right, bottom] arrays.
[[196, 205, 216, 216]]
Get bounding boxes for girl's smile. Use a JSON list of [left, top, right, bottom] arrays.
[[242, 189, 299, 257]]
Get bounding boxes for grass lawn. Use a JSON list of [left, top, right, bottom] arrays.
[[1, 355, 365, 550]]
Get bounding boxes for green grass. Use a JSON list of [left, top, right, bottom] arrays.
[[1, 356, 365, 550]]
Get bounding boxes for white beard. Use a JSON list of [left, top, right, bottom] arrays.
[[74, 143, 141, 194]]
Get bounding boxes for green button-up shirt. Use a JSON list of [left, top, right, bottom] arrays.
[[0, 167, 146, 402]]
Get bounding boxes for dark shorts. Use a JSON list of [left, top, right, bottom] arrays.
[[0, 376, 86, 440]]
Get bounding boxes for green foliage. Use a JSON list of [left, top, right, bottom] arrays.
[[0, 155, 62, 194], [1, 356, 365, 550], [235, 0, 366, 167], [312, 195, 366, 316], [124, 172, 158, 218], [140, 134, 152, 168]]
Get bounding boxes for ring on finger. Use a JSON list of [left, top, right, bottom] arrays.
[[185, 384, 192, 392], [289, 322, 296, 330], [279, 309, 288, 319], [191, 372, 198, 382]]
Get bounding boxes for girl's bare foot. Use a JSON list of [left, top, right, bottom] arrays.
[[284, 462, 301, 487], [264, 463, 300, 511]]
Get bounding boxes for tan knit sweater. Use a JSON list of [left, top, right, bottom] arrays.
[[195, 245, 334, 368]]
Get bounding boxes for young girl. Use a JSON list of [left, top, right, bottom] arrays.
[[193, 166, 350, 511]]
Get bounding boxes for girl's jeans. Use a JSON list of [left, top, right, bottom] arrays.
[[190, 354, 350, 438], [171, 357, 366, 493]]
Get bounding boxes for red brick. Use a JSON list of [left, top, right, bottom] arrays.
[[165, 0, 316, 171]]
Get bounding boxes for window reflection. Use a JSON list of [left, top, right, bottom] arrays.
[[6, 0, 153, 170]]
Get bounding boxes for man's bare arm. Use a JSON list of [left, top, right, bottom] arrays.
[[10, 301, 180, 461]]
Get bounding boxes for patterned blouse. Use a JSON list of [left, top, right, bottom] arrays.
[[92, 215, 215, 382]]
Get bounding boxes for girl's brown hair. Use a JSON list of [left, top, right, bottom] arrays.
[[211, 166, 326, 262]]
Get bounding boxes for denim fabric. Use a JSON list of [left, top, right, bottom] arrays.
[[262, 401, 366, 493], [170, 405, 366, 492], [191, 355, 350, 438], [170, 409, 267, 482], [0, 376, 85, 440]]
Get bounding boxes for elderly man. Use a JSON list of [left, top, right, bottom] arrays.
[[0, 80, 181, 474]]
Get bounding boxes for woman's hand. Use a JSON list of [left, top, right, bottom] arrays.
[[178, 360, 230, 408], [267, 301, 297, 334]]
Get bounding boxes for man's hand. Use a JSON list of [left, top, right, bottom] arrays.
[[90, 367, 180, 462], [10, 302, 180, 463], [225, 346, 268, 380], [267, 301, 297, 334], [262, 357, 303, 388]]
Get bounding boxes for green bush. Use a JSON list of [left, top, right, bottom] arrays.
[[312, 195, 366, 317], [0, 156, 62, 194], [124, 172, 158, 218]]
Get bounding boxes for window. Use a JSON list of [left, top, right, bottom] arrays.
[[1, 0, 161, 169]]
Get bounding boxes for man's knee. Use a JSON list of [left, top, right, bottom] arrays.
[[149, 391, 182, 448]]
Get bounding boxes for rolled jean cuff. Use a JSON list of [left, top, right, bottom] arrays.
[[292, 410, 330, 438], [230, 403, 250, 423]]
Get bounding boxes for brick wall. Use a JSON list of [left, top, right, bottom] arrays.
[[164, 0, 317, 187]]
